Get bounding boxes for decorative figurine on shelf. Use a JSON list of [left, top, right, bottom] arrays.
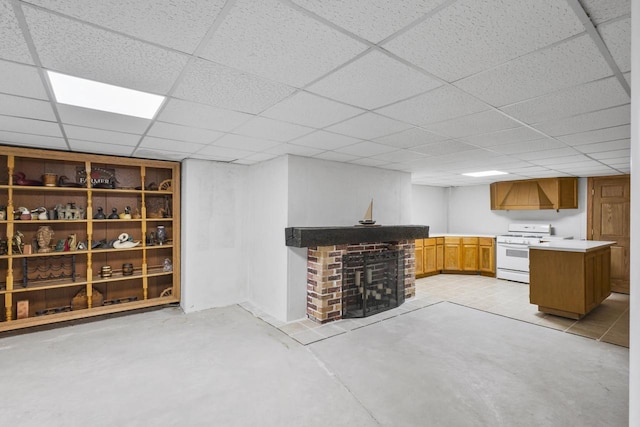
[[54, 239, 65, 252], [163, 258, 173, 272], [119, 206, 132, 220], [93, 207, 106, 219], [12, 172, 42, 186], [0, 205, 6, 220], [156, 226, 167, 245], [112, 233, 140, 249], [36, 226, 54, 253], [132, 208, 142, 219], [56, 202, 85, 220], [15, 207, 32, 220], [77, 241, 87, 250], [67, 234, 77, 251], [12, 230, 25, 254], [32, 207, 48, 220], [0, 239, 7, 255], [108, 208, 119, 219]]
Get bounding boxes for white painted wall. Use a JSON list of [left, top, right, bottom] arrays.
[[180, 159, 248, 313], [285, 155, 413, 320], [446, 179, 588, 238], [245, 156, 290, 321], [411, 184, 448, 233], [629, 1, 638, 423]]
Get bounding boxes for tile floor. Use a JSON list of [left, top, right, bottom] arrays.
[[242, 274, 630, 347]]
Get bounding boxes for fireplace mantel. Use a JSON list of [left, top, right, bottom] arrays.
[[285, 225, 429, 247]]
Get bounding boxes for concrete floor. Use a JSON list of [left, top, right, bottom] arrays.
[[0, 298, 628, 426]]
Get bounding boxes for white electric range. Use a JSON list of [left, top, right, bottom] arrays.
[[496, 224, 572, 283]]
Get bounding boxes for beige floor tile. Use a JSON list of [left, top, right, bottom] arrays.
[[600, 310, 630, 347]]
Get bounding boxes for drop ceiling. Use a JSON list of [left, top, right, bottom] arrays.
[[0, 0, 631, 186]]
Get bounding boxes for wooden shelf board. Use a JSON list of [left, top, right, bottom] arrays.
[[3, 277, 89, 294], [9, 219, 88, 224], [11, 186, 89, 192], [92, 219, 144, 223], [0, 297, 179, 332], [11, 250, 88, 259]]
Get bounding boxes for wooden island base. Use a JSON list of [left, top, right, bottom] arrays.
[[530, 245, 611, 320]]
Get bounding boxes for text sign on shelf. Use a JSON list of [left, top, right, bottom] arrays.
[[76, 167, 116, 187]]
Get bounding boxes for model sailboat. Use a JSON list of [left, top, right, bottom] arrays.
[[358, 199, 376, 225]]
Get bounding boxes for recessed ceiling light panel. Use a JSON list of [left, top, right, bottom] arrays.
[[462, 170, 509, 177], [47, 71, 164, 119]]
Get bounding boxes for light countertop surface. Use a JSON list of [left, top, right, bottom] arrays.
[[428, 233, 497, 238], [529, 240, 616, 252]]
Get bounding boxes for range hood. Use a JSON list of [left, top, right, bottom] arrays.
[[490, 178, 578, 211]]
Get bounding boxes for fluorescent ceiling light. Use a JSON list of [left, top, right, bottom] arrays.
[[47, 71, 164, 119], [462, 170, 509, 177]]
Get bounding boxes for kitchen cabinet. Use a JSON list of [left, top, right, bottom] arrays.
[[530, 243, 612, 319], [414, 239, 424, 276], [479, 238, 495, 274], [0, 146, 180, 332], [461, 237, 478, 271], [436, 237, 444, 271], [423, 238, 439, 275], [490, 177, 577, 211], [443, 237, 462, 271]]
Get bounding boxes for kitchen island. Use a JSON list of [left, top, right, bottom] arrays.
[[529, 240, 616, 319]]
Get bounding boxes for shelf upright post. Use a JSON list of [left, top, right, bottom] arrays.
[[85, 161, 93, 309], [5, 155, 15, 321], [141, 166, 148, 300]]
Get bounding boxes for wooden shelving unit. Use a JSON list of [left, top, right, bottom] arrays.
[[0, 146, 180, 332]]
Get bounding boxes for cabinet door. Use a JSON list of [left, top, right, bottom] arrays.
[[423, 238, 437, 274], [461, 238, 478, 271], [415, 245, 424, 275], [479, 238, 495, 274], [436, 239, 444, 270], [443, 237, 461, 270]]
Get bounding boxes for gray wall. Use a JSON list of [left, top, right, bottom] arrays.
[[411, 184, 448, 233]]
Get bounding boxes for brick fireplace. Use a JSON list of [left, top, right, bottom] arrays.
[[285, 226, 429, 324]]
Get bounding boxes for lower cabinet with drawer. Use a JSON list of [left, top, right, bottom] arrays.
[[416, 236, 495, 278]]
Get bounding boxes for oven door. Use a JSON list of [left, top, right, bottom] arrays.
[[496, 242, 530, 273]]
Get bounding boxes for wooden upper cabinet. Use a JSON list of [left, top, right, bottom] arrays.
[[491, 177, 577, 211]]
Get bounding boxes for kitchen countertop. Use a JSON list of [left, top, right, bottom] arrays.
[[429, 233, 497, 238], [529, 240, 616, 253]]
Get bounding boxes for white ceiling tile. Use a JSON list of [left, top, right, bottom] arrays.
[[533, 104, 630, 136], [0, 93, 56, 121], [325, 113, 412, 140], [557, 125, 630, 145], [374, 128, 446, 149], [599, 17, 631, 73], [376, 85, 489, 126], [530, 154, 592, 166], [241, 152, 279, 163], [23, 6, 188, 94], [516, 147, 581, 161], [0, 60, 48, 99], [28, 0, 226, 54], [0, 131, 67, 150], [139, 136, 205, 154], [575, 138, 630, 154], [459, 126, 546, 147], [500, 77, 629, 124], [579, 0, 630, 25], [384, 0, 584, 81], [290, 130, 362, 151], [261, 92, 364, 128], [148, 121, 223, 144], [588, 149, 630, 160], [174, 58, 294, 114], [0, 1, 34, 64], [265, 143, 324, 157], [133, 148, 188, 161], [307, 50, 442, 109], [422, 110, 520, 138], [63, 125, 140, 146], [0, 114, 61, 137], [411, 140, 477, 156], [349, 157, 389, 167], [488, 138, 567, 155], [213, 134, 281, 152], [313, 151, 359, 163], [157, 99, 253, 132], [370, 149, 426, 163], [335, 141, 397, 157], [69, 139, 135, 156], [57, 104, 151, 134], [454, 35, 612, 107], [233, 117, 313, 142], [199, 0, 366, 87], [291, 0, 447, 43], [196, 144, 254, 160]]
